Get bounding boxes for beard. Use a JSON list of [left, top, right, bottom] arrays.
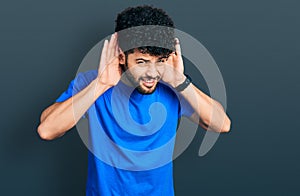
[[121, 63, 160, 94]]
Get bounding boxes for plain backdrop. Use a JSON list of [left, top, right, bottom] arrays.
[[0, 0, 300, 195]]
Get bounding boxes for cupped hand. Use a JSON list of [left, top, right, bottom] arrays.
[[162, 38, 186, 88], [97, 33, 122, 87]]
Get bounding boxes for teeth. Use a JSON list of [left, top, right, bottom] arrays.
[[144, 79, 154, 83]]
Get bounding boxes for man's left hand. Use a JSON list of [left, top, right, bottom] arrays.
[[162, 38, 186, 88]]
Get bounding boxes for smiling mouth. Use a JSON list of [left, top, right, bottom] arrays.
[[140, 77, 158, 88], [141, 78, 155, 88]]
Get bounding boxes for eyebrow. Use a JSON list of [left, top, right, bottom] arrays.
[[158, 56, 168, 59], [135, 58, 150, 62], [135, 56, 168, 62]]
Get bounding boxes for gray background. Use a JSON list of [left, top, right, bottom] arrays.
[[0, 0, 299, 195]]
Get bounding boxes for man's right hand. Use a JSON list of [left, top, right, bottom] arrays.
[[38, 33, 122, 140], [97, 33, 122, 87]]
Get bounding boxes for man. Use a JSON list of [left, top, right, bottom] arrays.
[[38, 5, 231, 195]]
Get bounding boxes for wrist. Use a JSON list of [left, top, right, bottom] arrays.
[[171, 74, 186, 88], [174, 74, 192, 92], [93, 79, 111, 96], [96, 75, 114, 88]]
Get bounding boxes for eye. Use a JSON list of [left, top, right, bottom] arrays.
[[136, 60, 148, 67], [157, 58, 167, 64]]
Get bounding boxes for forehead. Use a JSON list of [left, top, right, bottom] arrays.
[[127, 49, 166, 60]]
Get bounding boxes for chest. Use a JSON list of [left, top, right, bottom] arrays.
[[92, 87, 180, 150]]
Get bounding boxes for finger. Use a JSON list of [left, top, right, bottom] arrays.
[[114, 33, 119, 57], [107, 33, 116, 62], [99, 40, 108, 74], [118, 47, 125, 63], [118, 47, 124, 55], [114, 44, 119, 57], [174, 38, 181, 56], [111, 32, 118, 57], [165, 55, 173, 66]]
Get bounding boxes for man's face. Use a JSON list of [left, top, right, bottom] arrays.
[[122, 49, 169, 94]]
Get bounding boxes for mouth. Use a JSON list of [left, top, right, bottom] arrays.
[[140, 77, 158, 88]]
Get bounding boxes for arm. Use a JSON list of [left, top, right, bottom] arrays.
[[38, 80, 111, 140], [165, 38, 231, 133], [179, 84, 231, 133], [38, 33, 121, 140]]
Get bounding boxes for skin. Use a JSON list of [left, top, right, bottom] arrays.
[[37, 33, 231, 140], [120, 49, 168, 94]]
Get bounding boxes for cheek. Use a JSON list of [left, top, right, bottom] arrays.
[[128, 66, 147, 78], [155, 65, 165, 74]]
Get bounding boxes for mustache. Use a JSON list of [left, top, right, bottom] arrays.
[[139, 76, 161, 81]]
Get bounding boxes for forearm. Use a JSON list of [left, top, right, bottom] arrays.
[[179, 83, 231, 133], [38, 79, 110, 140]]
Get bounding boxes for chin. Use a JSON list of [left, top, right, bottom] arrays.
[[137, 83, 158, 94]]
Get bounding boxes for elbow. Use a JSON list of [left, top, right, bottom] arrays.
[[37, 119, 70, 140], [37, 123, 56, 140], [209, 101, 231, 133], [204, 116, 231, 133], [221, 117, 231, 133]]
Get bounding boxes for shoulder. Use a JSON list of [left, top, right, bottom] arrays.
[[76, 70, 97, 82], [156, 82, 179, 100], [73, 70, 97, 89]]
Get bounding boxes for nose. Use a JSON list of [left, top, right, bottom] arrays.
[[145, 63, 159, 78]]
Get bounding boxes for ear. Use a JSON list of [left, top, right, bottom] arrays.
[[118, 49, 125, 64]]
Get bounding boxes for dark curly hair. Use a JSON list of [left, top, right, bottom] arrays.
[[115, 5, 175, 57]]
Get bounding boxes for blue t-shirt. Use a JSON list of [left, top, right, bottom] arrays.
[[56, 70, 193, 196]]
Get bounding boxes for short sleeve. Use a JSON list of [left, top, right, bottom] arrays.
[[55, 79, 75, 102], [55, 70, 98, 118]]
